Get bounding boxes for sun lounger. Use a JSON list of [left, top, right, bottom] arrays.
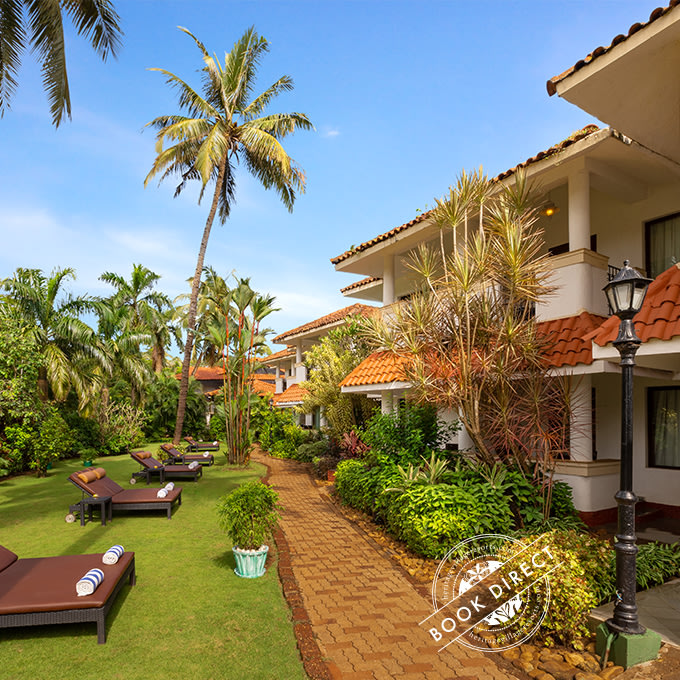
[[129, 452, 202, 484], [184, 436, 220, 452], [160, 443, 214, 466], [0, 544, 135, 643], [68, 467, 182, 520]]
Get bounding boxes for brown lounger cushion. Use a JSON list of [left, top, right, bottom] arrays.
[[112, 488, 182, 504], [0, 546, 18, 573], [0, 552, 135, 614]]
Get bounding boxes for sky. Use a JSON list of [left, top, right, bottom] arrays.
[[0, 0, 665, 350]]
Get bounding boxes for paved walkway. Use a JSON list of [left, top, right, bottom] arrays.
[[259, 454, 518, 680]]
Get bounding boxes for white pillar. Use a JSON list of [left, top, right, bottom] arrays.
[[568, 170, 591, 251], [295, 342, 306, 382], [381, 390, 394, 414], [570, 375, 593, 461], [383, 254, 395, 305], [274, 366, 284, 394]]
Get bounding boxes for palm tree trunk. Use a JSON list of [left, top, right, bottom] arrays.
[[37, 366, 49, 402], [173, 154, 228, 444]]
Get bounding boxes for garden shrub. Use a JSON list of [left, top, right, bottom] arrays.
[[496, 530, 611, 644], [257, 408, 308, 458], [635, 541, 680, 590], [31, 408, 76, 475], [97, 401, 145, 454], [294, 439, 328, 462], [361, 403, 458, 466]]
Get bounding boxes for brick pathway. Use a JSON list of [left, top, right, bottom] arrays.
[[258, 454, 518, 680]]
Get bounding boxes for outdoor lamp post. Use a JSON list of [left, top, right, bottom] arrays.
[[602, 260, 652, 637]]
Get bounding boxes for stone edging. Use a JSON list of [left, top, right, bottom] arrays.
[[258, 455, 332, 680]]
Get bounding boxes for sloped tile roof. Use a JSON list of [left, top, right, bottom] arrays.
[[272, 383, 308, 406], [340, 276, 382, 294], [273, 304, 378, 344], [260, 347, 296, 363], [537, 312, 608, 367], [252, 378, 276, 396], [339, 351, 411, 387], [331, 126, 601, 265], [175, 366, 226, 381], [588, 263, 680, 346], [547, 3, 680, 95]]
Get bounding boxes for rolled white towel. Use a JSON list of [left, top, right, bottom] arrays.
[[188, 461, 199, 470], [203, 451, 210, 457], [76, 568, 104, 596], [212, 441, 218, 446], [157, 488, 168, 498], [102, 544, 124, 565], [164, 482, 175, 491]]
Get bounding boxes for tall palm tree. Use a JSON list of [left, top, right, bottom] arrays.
[[0, 0, 122, 126], [1, 267, 110, 408], [145, 26, 313, 444]]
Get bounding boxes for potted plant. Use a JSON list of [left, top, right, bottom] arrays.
[[216, 481, 281, 578], [78, 447, 98, 468]]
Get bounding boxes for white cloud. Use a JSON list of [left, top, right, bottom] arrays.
[[321, 127, 340, 138]]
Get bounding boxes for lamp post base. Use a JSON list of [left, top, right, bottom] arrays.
[[595, 622, 662, 669]]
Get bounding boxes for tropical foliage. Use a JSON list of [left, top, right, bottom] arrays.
[[0, 0, 122, 126], [300, 319, 377, 440], [144, 26, 313, 444]]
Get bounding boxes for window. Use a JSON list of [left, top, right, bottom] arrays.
[[648, 387, 680, 469], [646, 212, 680, 279]]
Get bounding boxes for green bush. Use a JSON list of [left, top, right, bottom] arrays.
[[294, 439, 328, 462], [31, 409, 76, 476], [257, 408, 308, 458], [216, 481, 281, 550], [636, 541, 680, 590], [361, 403, 458, 466]]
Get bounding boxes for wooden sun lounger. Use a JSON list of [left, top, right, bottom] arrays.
[[68, 467, 182, 520], [160, 443, 214, 466], [129, 452, 202, 484], [0, 544, 135, 644], [184, 436, 220, 452]]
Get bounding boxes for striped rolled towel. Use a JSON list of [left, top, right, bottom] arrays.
[[157, 488, 168, 498], [102, 544, 124, 565], [76, 568, 104, 596], [188, 461, 199, 470], [164, 482, 175, 491]]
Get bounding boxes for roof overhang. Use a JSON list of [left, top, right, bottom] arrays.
[[549, 6, 680, 164], [341, 381, 411, 393]]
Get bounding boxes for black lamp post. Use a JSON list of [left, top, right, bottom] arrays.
[[602, 260, 653, 636]]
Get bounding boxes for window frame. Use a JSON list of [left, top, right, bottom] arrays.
[[647, 386, 680, 470]]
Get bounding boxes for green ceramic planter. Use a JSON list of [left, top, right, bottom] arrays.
[[233, 545, 269, 578]]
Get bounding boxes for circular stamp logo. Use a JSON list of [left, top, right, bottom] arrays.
[[425, 533, 552, 653]]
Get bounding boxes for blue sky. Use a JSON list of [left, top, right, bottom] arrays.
[[0, 0, 663, 348]]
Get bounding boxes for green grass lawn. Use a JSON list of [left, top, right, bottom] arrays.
[[0, 445, 307, 680]]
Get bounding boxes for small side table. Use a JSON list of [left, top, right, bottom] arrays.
[[69, 496, 112, 526]]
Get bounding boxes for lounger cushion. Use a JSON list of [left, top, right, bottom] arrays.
[[112, 488, 182, 504], [0, 552, 134, 614], [0, 546, 18, 573]]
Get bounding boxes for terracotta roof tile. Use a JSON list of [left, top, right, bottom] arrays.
[[273, 304, 378, 344], [340, 276, 382, 294], [547, 2, 680, 95], [537, 312, 608, 368], [251, 378, 276, 396], [175, 366, 226, 381], [339, 351, 411, 387], [260, 347, 296, 363], [588, 263, 680, 346], [272, 383, 308, 406], [330, 126, 601, 265]]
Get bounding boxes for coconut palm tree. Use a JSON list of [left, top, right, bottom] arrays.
[[99, 264, 176, 373], [0, 0, 122, 127], [145, 26, 313, 444], [0, 267, 110, 408]]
